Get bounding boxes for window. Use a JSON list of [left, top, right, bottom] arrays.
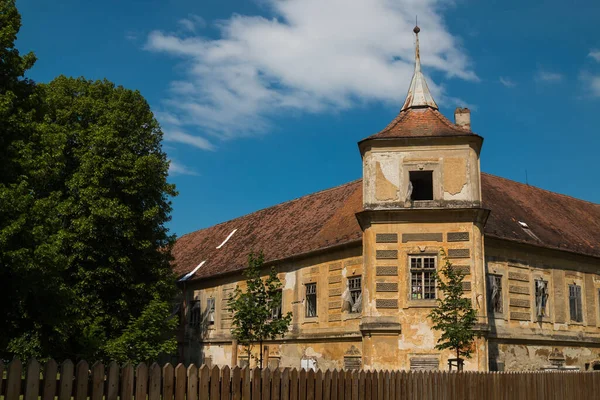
[[206, 297, 215, 325], [409, 171, 433, 201], [305, 283, 317, 317], [271, 290, 282, 320], [347, 276, 362, 313], [488, 275, 503, 313], [189, 300, 201, 328], [534, 279, 549, 318], [569, 284, 583, 322], [410, 256, 436, 300]]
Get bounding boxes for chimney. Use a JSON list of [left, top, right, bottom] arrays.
[[454, 107, 471, 130]]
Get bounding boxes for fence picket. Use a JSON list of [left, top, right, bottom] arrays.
[[358, 371, 366, 400], [290, 369, 299, 400], [175, 364, 187, 400], [43, 359, 59, 400], [137, 363, 149, 400], [163, 364, 175, 400], [298, 369, 306, 400], [222, 366, 231, 400], [121, 363, 134, 400], [200, 365, 210, 400], [6, 359, 22, 400], [74, 360, 89, 400], [272, 367, 281, 400], [323, 370, 332, 400], [59, 360, 75, 400], [314, 370, 323, 400], [25, 359, 40, 400], [149, 363, 162, 400], [187, 365, 198, 400], [232, 367, 242, 400], [210, 366, 221, 400], [281, 368, 290, 400], [262, 367, 271, 400], [306, 370, 315, 400]]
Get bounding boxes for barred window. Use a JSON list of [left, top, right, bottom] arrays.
[[189, 300, 201, 327], [488, 275, 503, 313], [348, 276, 362, 313], [207, 297, 215, 325], [569, 284, 583, 322], [410, 256, 436, 300], [306, 283, 317, 317]]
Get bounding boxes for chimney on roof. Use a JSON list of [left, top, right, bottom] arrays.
[[454, 107, 471, 130]]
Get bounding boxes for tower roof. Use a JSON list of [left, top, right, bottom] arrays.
[[401, 25, 438, 111], [360, 26, 476, 143]]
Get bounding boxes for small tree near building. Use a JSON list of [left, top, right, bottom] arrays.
[[228, 252, 292, 368], [428, 250, 477, 371]]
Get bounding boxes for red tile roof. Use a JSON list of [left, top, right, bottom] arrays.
[[172, 174, 600, 281], [362, 107, 474, 140]]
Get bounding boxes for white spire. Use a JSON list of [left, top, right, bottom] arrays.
[[401, 26, 438, 111]]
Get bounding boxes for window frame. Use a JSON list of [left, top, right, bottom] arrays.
[[305, 283, 317, 318], [271, 289, 283, 320], [487, 274, 503, 314], [534, 278, 549, 318], [206, 297, 216, 325], [409, 255, 437, 301], [568, 284, 583, 323], [347, 276, 362, 314]]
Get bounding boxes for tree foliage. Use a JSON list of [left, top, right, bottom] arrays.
[[228, 252, 292, 368], [428, 250, 477, 369], [0, 0, 178, 362]]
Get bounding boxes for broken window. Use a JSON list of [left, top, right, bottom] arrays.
[[410, 256, 436, 300], [305, 283, 317, 317], [189, 300, 201, 328], [569, 284, 583, 322], [409, 170, 433, 201], [206, 297, 215, 325], [271, 289, 282, 320], [342, 276, 362, 313], [534, 279, 549, 318], [488, 275, 503, 314]]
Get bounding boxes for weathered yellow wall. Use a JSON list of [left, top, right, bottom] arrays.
[[485, 238, 600, 371]]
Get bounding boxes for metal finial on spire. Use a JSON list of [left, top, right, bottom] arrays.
[[401, 25, 438, 111]]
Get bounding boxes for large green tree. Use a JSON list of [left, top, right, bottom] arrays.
[[29, 76, 178, 361], [228, 252, 292, 368], [0, 0, 179, 361], [428, 250, 478, 371]]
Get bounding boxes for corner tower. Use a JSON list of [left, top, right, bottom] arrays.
[[356, 26, 489, 371]]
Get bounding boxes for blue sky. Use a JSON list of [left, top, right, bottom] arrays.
[[16, 0, 600, 236]]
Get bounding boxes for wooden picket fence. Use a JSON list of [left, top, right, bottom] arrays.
[[1, 359, 600, 400]]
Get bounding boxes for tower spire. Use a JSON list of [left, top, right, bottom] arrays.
[[401, 25, 438, 111]]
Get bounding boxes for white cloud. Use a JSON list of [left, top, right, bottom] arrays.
[[588, 49, 600, 63], [499, 77, 516, 87], [146, 0, 477, 146], [535, 70, 563, 83], [580, 71, 600, 97], [178, 14, 206, 33], [164, 129, 215, 150], [169, 159, 198, 176]]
